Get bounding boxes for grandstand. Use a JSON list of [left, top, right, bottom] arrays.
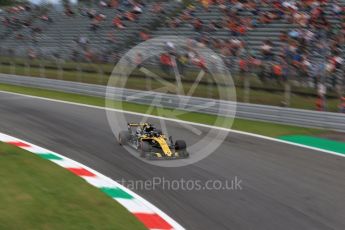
[[0, 0, 344, 109], [0, 1, 181, 60]]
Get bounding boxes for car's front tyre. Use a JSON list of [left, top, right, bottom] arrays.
[[140, 141, 151, 158], [118, 131, 130, 145]]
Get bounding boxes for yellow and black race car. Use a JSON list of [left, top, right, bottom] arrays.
[[118, 123, 189, 160]]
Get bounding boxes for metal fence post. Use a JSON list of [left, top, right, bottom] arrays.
[[284, 80, 291, 107], [243, 73, 250, 103], [146, 74, 152, 91], [25, 59, 31, 76], [10, 60, 15, 75], [58, 58, 64, 80], [98, 64, 104, 84], [39, 59, 45, 78], [77, 61, 82, 82]]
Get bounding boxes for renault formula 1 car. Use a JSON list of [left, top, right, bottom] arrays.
[[118, 123, 189, 160]]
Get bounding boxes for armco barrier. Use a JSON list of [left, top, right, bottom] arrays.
[[0, 74, 344, 132]]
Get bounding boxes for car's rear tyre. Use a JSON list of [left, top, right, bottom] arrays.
[[140, 141, 151, 158], [175, 140, 186, 150], [175, 140, 188, 158], [118, 131, 130, 145]]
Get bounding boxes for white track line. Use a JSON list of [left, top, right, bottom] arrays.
[[1, 90, 344, 160]]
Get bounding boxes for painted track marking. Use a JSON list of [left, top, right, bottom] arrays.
[[0, 132, 184, 230], [0, 90, 344, 159]]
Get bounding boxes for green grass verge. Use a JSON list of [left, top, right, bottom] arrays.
[[0, 83, 325, 137], [0, 142, 146, 230]]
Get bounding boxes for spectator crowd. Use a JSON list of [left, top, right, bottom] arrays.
[[0, 0, 344, 111]]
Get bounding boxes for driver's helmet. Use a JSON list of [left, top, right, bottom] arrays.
[[145, 123, 151, 129], [136, 127, 142, 135], [143, 123, 153, 132], [154, 129, 162, 137]]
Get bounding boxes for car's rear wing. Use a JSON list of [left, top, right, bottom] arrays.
[[127, 123, 147, 128]]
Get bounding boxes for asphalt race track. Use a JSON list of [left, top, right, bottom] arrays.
[[0, 91, 345, 230]]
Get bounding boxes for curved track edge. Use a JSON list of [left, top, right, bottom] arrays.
[[0, 132, 184, 230], [1, 90, 344, 159]]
